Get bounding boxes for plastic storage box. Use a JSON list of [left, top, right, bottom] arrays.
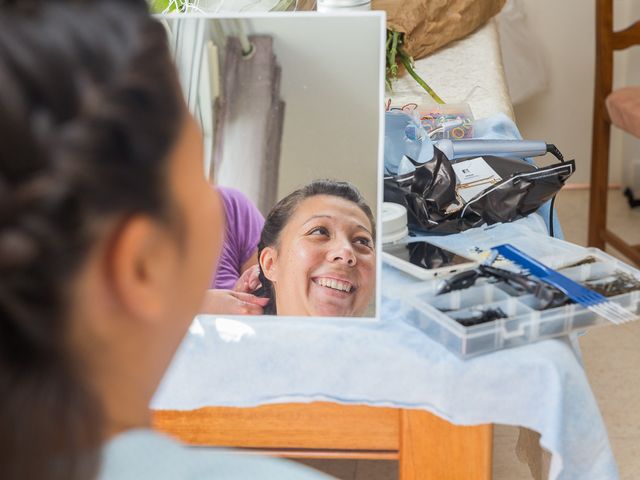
[[386, 248, 640, 358]]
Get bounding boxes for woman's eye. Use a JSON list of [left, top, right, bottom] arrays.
[[309, 226, 329, 236], [354, 237, 373, 248]]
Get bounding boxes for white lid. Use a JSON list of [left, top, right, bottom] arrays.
[[317, 0, 371, 11], [381, 202, 408, 244]]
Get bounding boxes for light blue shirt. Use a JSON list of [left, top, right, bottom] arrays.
[[99, 429, 332, 480]]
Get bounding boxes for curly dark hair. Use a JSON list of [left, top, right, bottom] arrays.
[[0, 1, 184, 479], [255, 179, 376, 315]]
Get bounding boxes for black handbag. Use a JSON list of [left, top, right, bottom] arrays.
[[384, 147, 575, 234]]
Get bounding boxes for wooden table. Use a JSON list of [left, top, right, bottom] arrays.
[[153, 402, 492, 480]]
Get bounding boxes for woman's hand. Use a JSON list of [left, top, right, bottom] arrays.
[[233, 264, 262, 293], [200, 289, 269, 315]]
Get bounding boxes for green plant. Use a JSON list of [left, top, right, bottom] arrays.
[[148, 0, 296, 13], [386, 29, 444, 104], [148, 0, 195, 13]]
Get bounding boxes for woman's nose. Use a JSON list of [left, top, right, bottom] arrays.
[[328, 241, 356, 266]]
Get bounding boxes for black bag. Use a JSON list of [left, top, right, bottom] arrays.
[[384, 147, 575, 234]]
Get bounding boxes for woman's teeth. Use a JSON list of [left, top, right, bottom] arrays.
[[316, 278, 352, 293]]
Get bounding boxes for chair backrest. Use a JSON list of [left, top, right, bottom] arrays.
[[592, 0, 640, 185], [595, 0, 640, 112], [589, 0, 640, 262]]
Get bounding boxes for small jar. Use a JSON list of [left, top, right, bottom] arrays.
[[317, 0, 371, 12], [381, 202, 409, 245]]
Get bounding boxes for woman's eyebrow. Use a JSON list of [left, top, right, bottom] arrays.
[[302, 214, 333, 226], [355, 224, 373, 236]]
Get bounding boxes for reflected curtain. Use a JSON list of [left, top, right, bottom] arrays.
[[160, 19, 285, 214], [164, 18, 215, 179], [214, 35, 285, 216]]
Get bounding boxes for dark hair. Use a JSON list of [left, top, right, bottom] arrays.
[[256, 179, 376, 315], [0, 1, 183, 479]]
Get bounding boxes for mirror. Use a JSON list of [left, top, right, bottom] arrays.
[[163, 12, 385, 318]]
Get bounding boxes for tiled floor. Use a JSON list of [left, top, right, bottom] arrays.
[[295, 189, 640, 480], [558, 189, 640, 480]]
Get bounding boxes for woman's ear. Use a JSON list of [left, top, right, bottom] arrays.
[[259, 246, 278, 283], [105, 215, 178, 324]]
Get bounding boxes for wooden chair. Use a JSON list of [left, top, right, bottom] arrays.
[[589, 0, 640, 265]]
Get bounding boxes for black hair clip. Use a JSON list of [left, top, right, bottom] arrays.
[[436, 264, 571, 310], [436, 268, 481, 295], [454, 307, 508, 327]]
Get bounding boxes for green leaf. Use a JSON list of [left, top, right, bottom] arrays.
[[148, 0, 179, 13], [398, 52, 445, 104], [385, 29, 445, 104]]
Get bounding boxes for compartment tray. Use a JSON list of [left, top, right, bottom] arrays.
[[388, 248, 640, 358]]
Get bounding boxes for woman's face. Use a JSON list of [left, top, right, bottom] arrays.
[[262, 194, 376, 317]]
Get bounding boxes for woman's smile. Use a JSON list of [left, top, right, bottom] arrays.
[[312, 276, 355, 293]]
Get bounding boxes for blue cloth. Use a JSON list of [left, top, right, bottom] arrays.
[[153, 116, 617, 479], [153, 287, 617, 479], [99, 429, 332, 480]]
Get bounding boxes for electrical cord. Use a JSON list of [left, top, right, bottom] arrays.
[[546, 143, 564, 162], [548, 194, 557, 238], [545, 143, 565, 238]]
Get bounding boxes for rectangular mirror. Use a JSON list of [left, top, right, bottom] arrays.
[[162, 12, 385, 318]]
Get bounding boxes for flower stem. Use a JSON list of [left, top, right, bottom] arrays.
[[398, 52, 445, 104], [386, 30, 400, 91]]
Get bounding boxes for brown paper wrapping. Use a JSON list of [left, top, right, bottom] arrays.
[[373, 0, 506, 60]]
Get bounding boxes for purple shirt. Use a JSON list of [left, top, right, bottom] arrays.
[[211, 186, 265, 290]]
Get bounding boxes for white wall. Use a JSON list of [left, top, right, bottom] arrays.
[[509, 0, 639, 186], [242, 15, 383, 209], [168, 14, 384, 213]]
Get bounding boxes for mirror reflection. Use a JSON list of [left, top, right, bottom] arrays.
[[164, 13, 384, 317]]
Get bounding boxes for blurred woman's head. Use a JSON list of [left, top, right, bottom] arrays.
[[257, 180, 376, 317], [0, 2, 221, 479]]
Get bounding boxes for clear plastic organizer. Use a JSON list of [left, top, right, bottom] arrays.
[[387, 248, 640, 358]]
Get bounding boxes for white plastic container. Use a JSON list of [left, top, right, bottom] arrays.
[[317, 0, 371, 12], [381, 202, 408, 244], [385, 248, 640, 358]]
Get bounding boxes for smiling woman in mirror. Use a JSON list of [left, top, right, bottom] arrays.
[[256, 180, 376, 317]]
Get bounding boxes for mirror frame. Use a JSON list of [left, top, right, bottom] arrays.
[[160, 11, 386, 321]]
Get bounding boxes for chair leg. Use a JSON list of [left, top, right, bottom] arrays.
[[588, 111, 611, 249]]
